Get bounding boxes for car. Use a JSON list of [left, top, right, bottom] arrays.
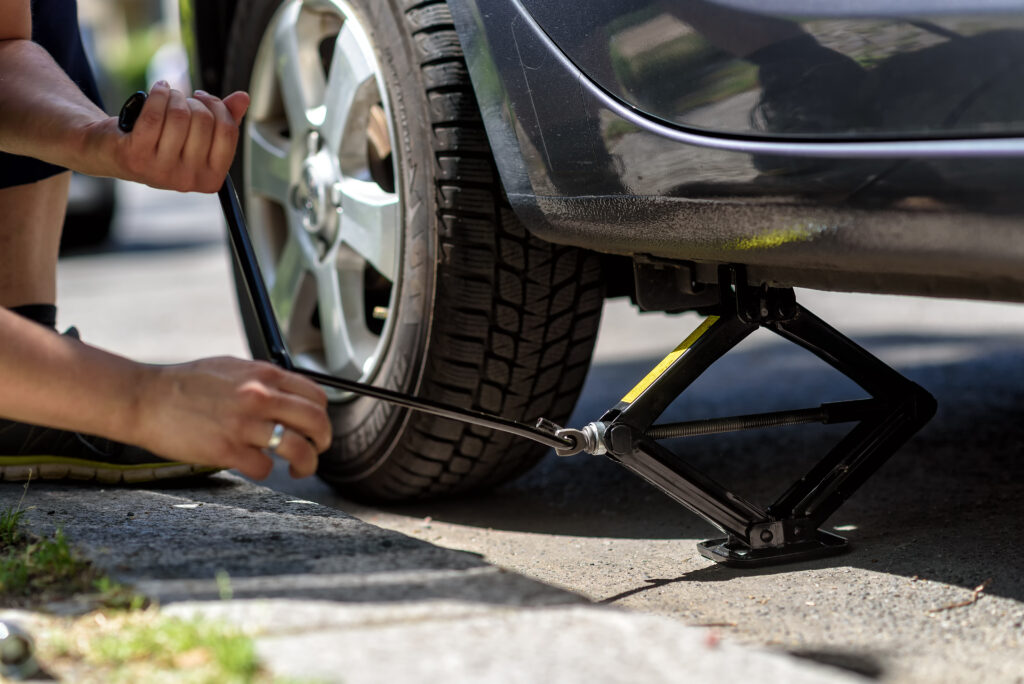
[[180, 1, 1024, 531]]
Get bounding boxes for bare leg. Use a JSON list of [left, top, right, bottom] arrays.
[[0, 171, 70, 308]]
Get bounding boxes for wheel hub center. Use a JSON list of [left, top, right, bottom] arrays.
[[292, 132, 340, 243]]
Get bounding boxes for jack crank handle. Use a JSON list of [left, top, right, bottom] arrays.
[[116, 92, 575, 452], [117, 90, 293, 370]]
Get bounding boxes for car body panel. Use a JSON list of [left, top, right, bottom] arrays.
[[519, 0, 1024, 139], [448, 0, 1024, 302], [183, 0, 1024, 304]]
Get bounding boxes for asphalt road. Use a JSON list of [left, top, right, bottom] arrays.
[[59, 183, 1024, 684]]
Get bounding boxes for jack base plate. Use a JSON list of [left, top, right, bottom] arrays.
[[697, 530, 849, 568]]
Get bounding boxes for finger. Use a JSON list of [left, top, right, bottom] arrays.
[[270, 426, 319, 479], [182, 97, 215, 172], [193, 90, 239, 179], [264, 392, 333, 453], [223, 91, 251, 125], [156, 88, 192, 164], [225, 447, 274, 481], [274, 369, 329, 409], [245, 360, 328, 408], [244, 421, 318, 478], [130, 80, 171, 153]]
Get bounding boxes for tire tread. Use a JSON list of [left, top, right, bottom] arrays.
[[227, 0, 601, 501], [346, 1, 602, 499]]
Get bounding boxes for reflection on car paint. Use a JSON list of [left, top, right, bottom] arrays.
[[520, 0, 1024, 139]]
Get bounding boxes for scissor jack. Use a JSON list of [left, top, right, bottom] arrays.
[[551, 270, 936, 566], [117, 92, 936, 569]]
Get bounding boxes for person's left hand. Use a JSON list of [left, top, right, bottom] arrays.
[[84, 81, 250, 192], [129, 356, 333, 480]]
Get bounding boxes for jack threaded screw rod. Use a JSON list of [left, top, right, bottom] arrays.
[[646, 399, 880, 440]]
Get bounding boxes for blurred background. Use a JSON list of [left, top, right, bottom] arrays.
[[62, 0, 192, 251], [78, 0, 189, 98], [57, 0, 248, 362]]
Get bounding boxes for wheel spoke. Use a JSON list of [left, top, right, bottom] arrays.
[[248, 0, 399, 384], [269, 236, 310, 336], [321, 21, 376, 151], [337, 178, 400, 282], [247, 123, 292, 205], [274, 1, 326, 132], [313, 261, 359, 376]]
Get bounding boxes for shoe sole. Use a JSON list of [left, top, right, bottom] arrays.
[[0, 456, 221, 484]]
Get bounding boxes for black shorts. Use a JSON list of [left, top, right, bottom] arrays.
[[0, 0, 104, 189]]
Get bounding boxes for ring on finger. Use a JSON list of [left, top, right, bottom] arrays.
[[266, 422, 286, 451]]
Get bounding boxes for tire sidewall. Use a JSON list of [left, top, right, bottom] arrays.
[[223, 0, 438, 480]]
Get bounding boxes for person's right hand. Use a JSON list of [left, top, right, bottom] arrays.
[[132, 357, 333, 480], [85, 81, 250, 193]]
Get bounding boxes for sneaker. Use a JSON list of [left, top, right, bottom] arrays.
[[0, 419, 220, 484]]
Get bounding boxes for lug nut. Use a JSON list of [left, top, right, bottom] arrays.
[[306, 130, 321, 157], [331, 181, 345, 209]]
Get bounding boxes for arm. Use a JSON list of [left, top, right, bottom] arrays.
[[0, 1, 331, 478], [0, 0, 247, 192], [0, 307, 332, 480]]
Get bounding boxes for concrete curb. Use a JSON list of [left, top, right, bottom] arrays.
[[0, 473, 865, 683]]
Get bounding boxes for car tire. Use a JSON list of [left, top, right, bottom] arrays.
[[223, 0, 603, 500]]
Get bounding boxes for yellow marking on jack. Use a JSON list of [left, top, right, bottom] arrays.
[[620, 316, 720, 404]]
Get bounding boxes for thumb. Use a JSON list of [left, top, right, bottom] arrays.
[[224, 91, 251, 125]]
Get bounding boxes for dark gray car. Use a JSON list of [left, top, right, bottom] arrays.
[[180, 0, 1024, 509]]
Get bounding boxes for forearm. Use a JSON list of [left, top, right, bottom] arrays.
[[0, 38, 111, 175], [0, 307, 146, 443], [0, 14, 250, 193]]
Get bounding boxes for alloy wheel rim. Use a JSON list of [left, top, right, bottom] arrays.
[[245, 0, 401, 391]]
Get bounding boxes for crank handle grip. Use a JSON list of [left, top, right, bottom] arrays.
[[118, 91, 148, 133]]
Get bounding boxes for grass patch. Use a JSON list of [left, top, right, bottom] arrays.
[[0, 495, 311, 683], [0, 486, 142, 608], [0, 525, 99, 601], [35, 610, 320, 683], [1, 483, 100, 605], [37, 610, 276, 684], [91, 614, 257, 677], [1, 504, 26, 545]]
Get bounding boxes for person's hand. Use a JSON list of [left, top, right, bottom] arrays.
[[86, 81, 250, 192], [132, 357, 332, 479]]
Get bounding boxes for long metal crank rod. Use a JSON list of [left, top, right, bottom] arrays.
[[230, 195, 577, 450], [216, 149, 575, 453], [646, 399, 881, 440], [117, 92, 574, 453], [120, 93, 939, 570]]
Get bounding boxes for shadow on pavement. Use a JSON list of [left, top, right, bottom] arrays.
[[282, 331, 1024, 604], [0, 474, 580, 608]]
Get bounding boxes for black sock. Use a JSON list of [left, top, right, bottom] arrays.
[[9, 304, 57, 329]]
